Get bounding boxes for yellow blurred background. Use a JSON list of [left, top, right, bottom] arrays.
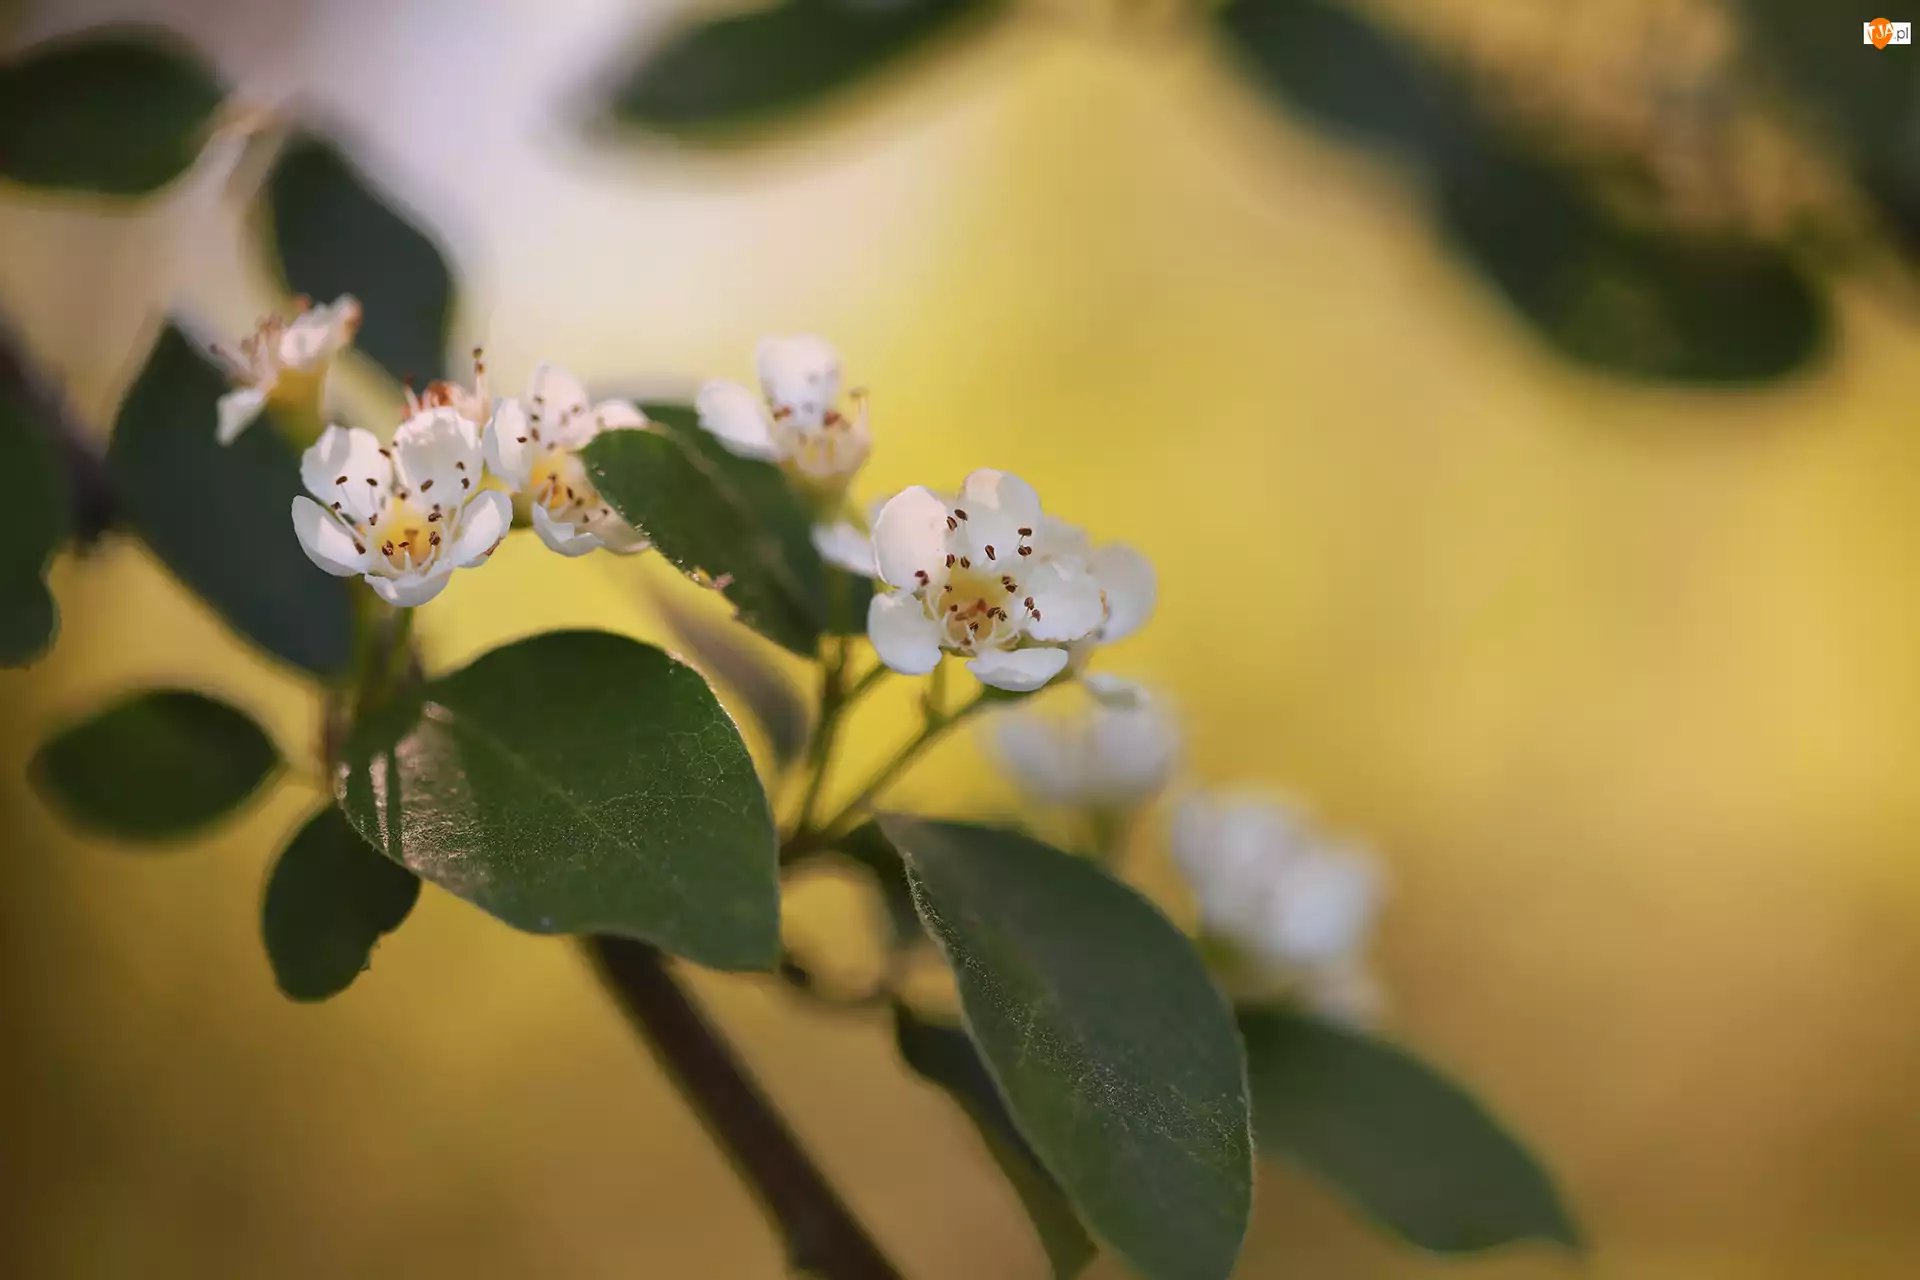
[[6, 0, 1920, 1275]]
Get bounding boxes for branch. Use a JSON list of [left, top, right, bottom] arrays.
[[587, 936, 903, 1280]]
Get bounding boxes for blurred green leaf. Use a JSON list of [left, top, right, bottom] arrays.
[[31, 689, 278, 842], [335, 629, 780, 970], [1240, 1008, 1579, 1254], [585, 404, 827, 658], [0, 27, 223, 196], [263, 806, 420, 1001], [653, 580, 810, 768], [1741, 3, 1920, 252], [266, 133, 453, 385], [108, 326, 355, 674], [1217, 0, 1826, 384], [882, 816, 1252, 1280], [0, 386, 69, 665], [609, 0, 1001, 133], [895, 1004, 1097, 1279]]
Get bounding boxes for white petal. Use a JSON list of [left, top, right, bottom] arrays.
[[532, 502, 602, 557], [1085, 697, 1181, 800], [367, 566, 454, 608], [482, 398, 536, 490], [446, 488, 512, 567], [871, 486, 952, 589], [290, 495, 368, 576], [216, 387, 269, 445], [955, 469, 1043, 563], [394, 406, 483, 503], [1090, 543, 1155, 643], [696, 380, 781, 460], [755, 335, 840, 428], [278, 297, 358, 368], [524, 362, 595, 448], [1297, 957, 1386, 1029], [1022, 559, 1105, 643], [1260, 847, 1383, 966], [990, 713, 1084, 802], [300, 424, 391, 522], [1084, 672, 1148, 706], [1034, 514, 1090, 559], [811, 521, 877, 578], [867, 590, 944, 675], [591, 518, 651, 555], [967, 647, 1069, 692], [587, 398, 649, 440]]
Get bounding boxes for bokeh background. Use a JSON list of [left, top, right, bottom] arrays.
[[6, 0, 1920, 1275]]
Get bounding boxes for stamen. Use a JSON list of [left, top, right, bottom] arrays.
[[946, 516, 957, 532], [945, 554, 956, 568], [461, 478, 471, 490], [420, 479, 434, 491], [334, 474, 348, 485], [954, 509, 969, 521], [959, 557, 971, 569], [1018, 546, 1032, 557], [516, 435, 529, 444], [429, 532, 441, 547], [914, 570, 930, 584], [985, 545, 995, 560], [1017, 527, 1032, 537], [428, 511, 441, 523]]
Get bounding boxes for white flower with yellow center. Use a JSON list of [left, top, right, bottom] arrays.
[[482, 363, 651, 557], [989, 675, 1181, 808], [290, 408, 511, 607], [213, 295, 361, 445], [1170, 791, 1387, 1026], [865, 469, 1111, 692], [696, 336, 871, 496]]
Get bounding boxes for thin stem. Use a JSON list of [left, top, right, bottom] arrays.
[[811, 687, 991, 845], [793, 653, 891, 839], [586, 936, 902, 1280]]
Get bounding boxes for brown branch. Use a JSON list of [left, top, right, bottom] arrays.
[[586, 936, 903, 1280]]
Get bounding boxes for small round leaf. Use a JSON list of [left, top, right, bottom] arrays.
[[263, 807, 421, 1002]]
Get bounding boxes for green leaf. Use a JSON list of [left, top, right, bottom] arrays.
[[263, 806, 421, 1001], [0, 386, 70, 665], [108, 326, 355, 674], [30, 689, 279, 842], [584, 404, 827, 658], [266, 133, 454, 385], [335, 629, 780, 970], [895, 1005, 1097, 1279], [1240, 1008, 1580, 1254], [882, 817, 1253, 1280], [1216, 0, 1826, 384], [653, 582, 810, 768], [0, 27, 223, 196], [609, 0, 1002, 133]]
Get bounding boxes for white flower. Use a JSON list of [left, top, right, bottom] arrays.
[[865, 469, 1111, 692], [482, 363, 651, 557], [213, 295, 361, 444], [989, 674, 1180, 807], [290, 409, 511, 607], [1039, 515, 1157, 651], [696, 336, 871, 495], [404, 346, 493, 430], [1170, 791, 1386, 1025]]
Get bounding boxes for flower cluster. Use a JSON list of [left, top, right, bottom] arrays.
[[213, 295, 361, 445]]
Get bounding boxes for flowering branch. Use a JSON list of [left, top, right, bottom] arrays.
[[587, 936, 902, 1280]]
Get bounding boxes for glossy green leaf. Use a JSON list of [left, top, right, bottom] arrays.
[[108, 326, 355, 674], [653, 581, 809, 768], [0, 27, 223, 196], [1217, 0, 1825, 384], [609, 0, 1001, 133], [896, 1005, 1097, 1279], [31, 689, 278, 842], [1241, 1008, 1580, 1254], [266, 133, 453, 385], [335, 629, 780, 970], [883, 817, 1253, 1280], [584, 404, 827, 658], [263, 806, 420, 1001], [0, 386, 69, 665]]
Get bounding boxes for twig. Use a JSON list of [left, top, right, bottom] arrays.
[[587, 936, 903, 1280]]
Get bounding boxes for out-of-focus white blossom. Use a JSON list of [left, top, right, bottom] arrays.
[[483, 363, 650, 557], [988, 674, 1180, 807], [291, 409, 510, 606], [214, 295, 360, 444], [1170, 791, 1387, 1026], [696, 336, 870, 499]]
